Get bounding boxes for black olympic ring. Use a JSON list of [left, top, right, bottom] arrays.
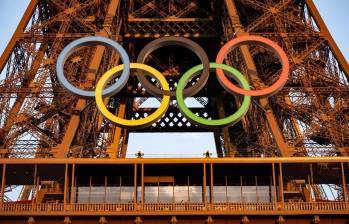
[[136, 36, 210, 97]]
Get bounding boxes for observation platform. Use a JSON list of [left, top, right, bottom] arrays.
[[0, 157, 349, 221]]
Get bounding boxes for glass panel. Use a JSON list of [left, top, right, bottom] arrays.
[[90, 186, 105, 203], [145, 186, 158, 203], [106, 186, 120, 203], [77, 186, 89, 203], [159, 186, 173, 203], [258, 186, 271, 202], [214, 186, 226, 203], [227, 186, 241, 202], [189, 186, 202, 203], [174, 186, 188, 203], [242, 186, 257, 202], [137, 186, 142, 203], [120, 186, 134, 203]]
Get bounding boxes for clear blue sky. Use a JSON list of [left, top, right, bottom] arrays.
[[0, 1, 348, 157]]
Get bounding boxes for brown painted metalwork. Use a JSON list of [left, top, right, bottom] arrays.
[[0, 0, 348, 222], [0, 0, 347, 159]]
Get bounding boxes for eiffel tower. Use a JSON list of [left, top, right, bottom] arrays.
[[0, 0, 348, 223]]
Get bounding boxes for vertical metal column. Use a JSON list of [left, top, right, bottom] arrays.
[[70, 164, 75, 204], [133, 163, 138, 207], [210, 163, 214, 205], [63, 164, 69, 210], [0, 164, 6, 205], [141, 163, 144, 208], [279, 163, 284, 206], [203, 163, 207, 204], [341, 162, 347, 201], [272, 163, 277, 204]]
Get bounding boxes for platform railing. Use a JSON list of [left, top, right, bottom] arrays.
[[1, 202, 349, 214], [70, 203, 134, 212], [1, 203, 63, 212]]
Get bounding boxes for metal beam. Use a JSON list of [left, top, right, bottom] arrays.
[[0, 44, 48, 149], [106, 102, 126, 158], [224, 0, 294, 157], [0, 0, 38, 71], [0, 164, 6, 204], [54, 0, 122, 158], [305, 0, 349, 78]]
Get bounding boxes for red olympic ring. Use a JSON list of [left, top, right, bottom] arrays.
[[215, 35, 289, 97]]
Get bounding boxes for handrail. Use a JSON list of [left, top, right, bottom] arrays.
[[1, 202, 348, 214]]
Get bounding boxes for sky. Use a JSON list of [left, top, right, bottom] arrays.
[[0, 0, 348, 158]]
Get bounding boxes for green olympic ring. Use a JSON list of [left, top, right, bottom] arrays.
[[176, 63, 251, 128]]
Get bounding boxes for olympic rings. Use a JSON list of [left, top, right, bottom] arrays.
[[95, 63, 170, 129], [216, 35, 289, 97], [176, 63, 251, 128], [136, 36, 210, 97], [56, 35, 289, 129], [56, 36, 130, 98]]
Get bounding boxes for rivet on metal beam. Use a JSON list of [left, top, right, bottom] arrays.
[[241, 216, 250, 224], [99, 216, 107, 224], [64, 217, 72, 224], [276, 216, 285, 224], [170, 216, 178, 224], [312, 215, 320, 224], [27, 217, 35, 224], [135, 216, 143, 224], [206, 216, 214, 224]]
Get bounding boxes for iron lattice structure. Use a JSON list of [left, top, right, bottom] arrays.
[[1, 1, 349, 223], [0, 0, 348, 159]]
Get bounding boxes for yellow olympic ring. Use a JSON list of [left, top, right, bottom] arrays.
[[95, 63, 170, 128]]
